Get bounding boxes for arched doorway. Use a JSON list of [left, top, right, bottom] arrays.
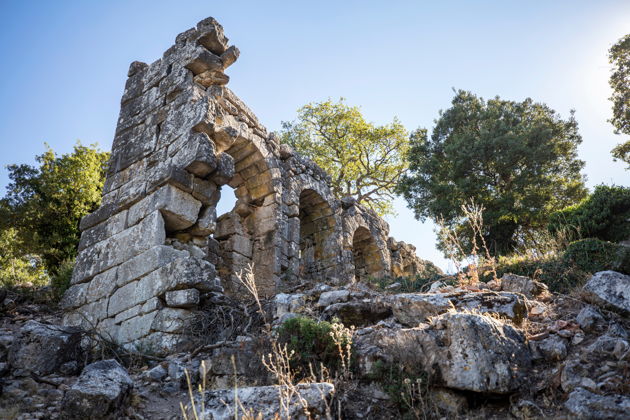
[[352, 226, 384, 282], [298, 189, 336, 280]]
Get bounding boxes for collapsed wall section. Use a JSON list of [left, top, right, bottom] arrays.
[[63, 17, 436, 354]]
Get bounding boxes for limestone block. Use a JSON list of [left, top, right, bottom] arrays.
[[223, 234, 252, 258], [146, 165, 194, 195], [151, 308, 195, 333], [86, 267, 118, 302], [194, 70, 229, 87], [72, 211, 165, 285], [118, 311, 158, 344], [109, 257, 217, 317], [185, 48, 224, 75], [127, 184, 202, 231], [117, 245, 188, 288], [78, 210, 128, 252], [172, 132, 217, 177], [210, 153, 234, 186], [189, 206, 217, 236], [113, 297, 161, 325], [80, 202, 119, 232], [197, 22, 228, 55], [165, 289, 200, 308], [215, 212, 245, 239], [220, 45, 239, 68], [192, 178, 218, 205], [60, 283, 89, 310], [115, 178, 147, 209]]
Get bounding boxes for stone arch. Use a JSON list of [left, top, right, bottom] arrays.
[[352, 226, 385, 282], [213, 133, 280, 296], [297, 189, 336, 280]]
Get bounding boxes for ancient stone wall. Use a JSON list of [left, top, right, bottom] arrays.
[[61, 17, 436, 353]]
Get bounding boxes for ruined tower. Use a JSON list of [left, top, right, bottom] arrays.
[[62, 17, 433, 353]]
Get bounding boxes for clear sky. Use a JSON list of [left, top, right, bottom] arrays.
[[1, 1, 629, 270]]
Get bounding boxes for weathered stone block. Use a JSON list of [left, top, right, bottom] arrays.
[[165, 289, 200, 308], [172, 132, 217, 177], [209, 153, 234, 185], [78, 210, 128, 252], [118, 311, 158, 343], [72, 211, 165, 285], [151, 308, 195, 332], [189, 206, 217, 236], [86, 267, 118, 302], [127, 184, 202, 231], [117, 245, 188, 288]]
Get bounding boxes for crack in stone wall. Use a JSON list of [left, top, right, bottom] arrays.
[[61, 17, 437, 354]]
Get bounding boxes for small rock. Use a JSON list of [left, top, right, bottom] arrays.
[[146, 364, 167, 381], [576, 306, 605, 332], [59, 361, 80, 376], [564, 387, 630, 419], [535, 335, 568, 361]]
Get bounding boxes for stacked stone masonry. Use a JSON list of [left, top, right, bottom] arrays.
[[62, 17, 435, 353]]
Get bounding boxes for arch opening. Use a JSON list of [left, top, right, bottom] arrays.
[[298, 189, 336, 280], [352, 226, 384, 282], [213, 136, 278, 296]]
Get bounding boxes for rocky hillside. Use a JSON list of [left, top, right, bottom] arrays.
[[0, 269, 628, 419]]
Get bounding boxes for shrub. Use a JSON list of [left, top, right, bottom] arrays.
[[277, 316, 348, 376], [492, 254, 589, 293], [366, 360, 428, 417], [369, 273, 455, 293], [50, 259, 74, 300], [548, 185, 630, 243], [563, 238, 630, 274]]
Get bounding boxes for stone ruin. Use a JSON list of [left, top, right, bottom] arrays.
[[61, 17, 434, 354]]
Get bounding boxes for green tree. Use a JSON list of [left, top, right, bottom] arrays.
[[398, 90, 587, 256], [280, 98, 409, 216], [609, 34, 630, 167], [1, 143, 109, 273], [0, 227, 48, 288]]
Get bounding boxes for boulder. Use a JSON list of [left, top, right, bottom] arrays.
[[195, 383, 334, 420], [61, 359, 133, 419], [322, 301, 392, 327], [389, 291, 528, 326], [317, 290, 350, 307], [564, 387, 630, 419], [582, 271, 630, 314], [500, 273, 549, 299], [8, 321, 82, 375], [355, 312, 531, 394]]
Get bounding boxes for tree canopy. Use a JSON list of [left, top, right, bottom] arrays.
[[0, 143, 109, 273], [609, 33, 630, 167], [280, 99, 409, 216], [398, 90, 587, 256]]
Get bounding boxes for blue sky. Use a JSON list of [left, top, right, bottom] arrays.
[[1, 1, 629, 270]]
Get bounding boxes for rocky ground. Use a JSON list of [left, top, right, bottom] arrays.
[[0, 271, 629, 419]]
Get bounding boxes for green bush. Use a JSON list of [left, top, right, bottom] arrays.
[[369, 272, 455, 293], [277, 316, 347, 376], [492, 254, 589, 293], [563, 238, 630, 274], [366, 360, 428, 417], [50, 259, 74, 300], [548, 185, 630, 243]]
